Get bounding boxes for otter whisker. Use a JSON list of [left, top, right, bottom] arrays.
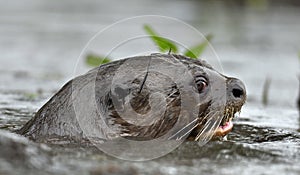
[[195, 113, 216, 141], [165, 98, 176, 107], [165, 90, 178, 99], [195, 111, 214, 140], [200, 110, 215, 121], [168, 117, 199, 140], [169, 106, 217, 140], [195, 112, 223, 142], [177, 123, 200, 140], [177, 110, 218, 141]]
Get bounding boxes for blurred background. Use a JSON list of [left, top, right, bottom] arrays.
[[0, 0, 299, 175], [0, 0, 299, 106]]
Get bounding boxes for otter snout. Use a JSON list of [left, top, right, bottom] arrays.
[[227, 78, 246, 106]]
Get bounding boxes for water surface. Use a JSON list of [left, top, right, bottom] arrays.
[[0, 0, 299, 175]]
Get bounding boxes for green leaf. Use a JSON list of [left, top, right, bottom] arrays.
[[24, 93, 38, 101], [184, 34, 213, 59], [143, 24, 178, 53], [85, 54, 111, 67]]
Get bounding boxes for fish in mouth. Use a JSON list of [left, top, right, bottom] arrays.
[[18, 53, 246, 144]]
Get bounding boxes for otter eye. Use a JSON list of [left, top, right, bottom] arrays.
[[195, 76, 208, 93]]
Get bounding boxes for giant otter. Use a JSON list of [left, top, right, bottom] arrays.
[[18, 53, 246, 144]]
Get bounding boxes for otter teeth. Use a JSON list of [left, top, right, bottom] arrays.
[[221, 107, 237, 126]]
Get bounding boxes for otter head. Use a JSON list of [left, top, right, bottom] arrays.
[[187, 61, 246, 141], [106, 53, 246, 142], [159, 54, 247, 142]]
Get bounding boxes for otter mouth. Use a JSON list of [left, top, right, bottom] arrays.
[[192, 106, 241, 142], [214, 106, 241, 138], [214, 118, 233, 137]]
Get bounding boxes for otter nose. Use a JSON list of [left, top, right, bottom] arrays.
[[227, 78, 246, 103], [232, 85, 244, 98]]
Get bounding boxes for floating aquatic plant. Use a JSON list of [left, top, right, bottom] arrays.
[[183, 34, 213, 59], [143, 24, 178, 53], [85, 24, 213, 66], [85, 54, 112, 67], [144, 24, 212, 59]]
